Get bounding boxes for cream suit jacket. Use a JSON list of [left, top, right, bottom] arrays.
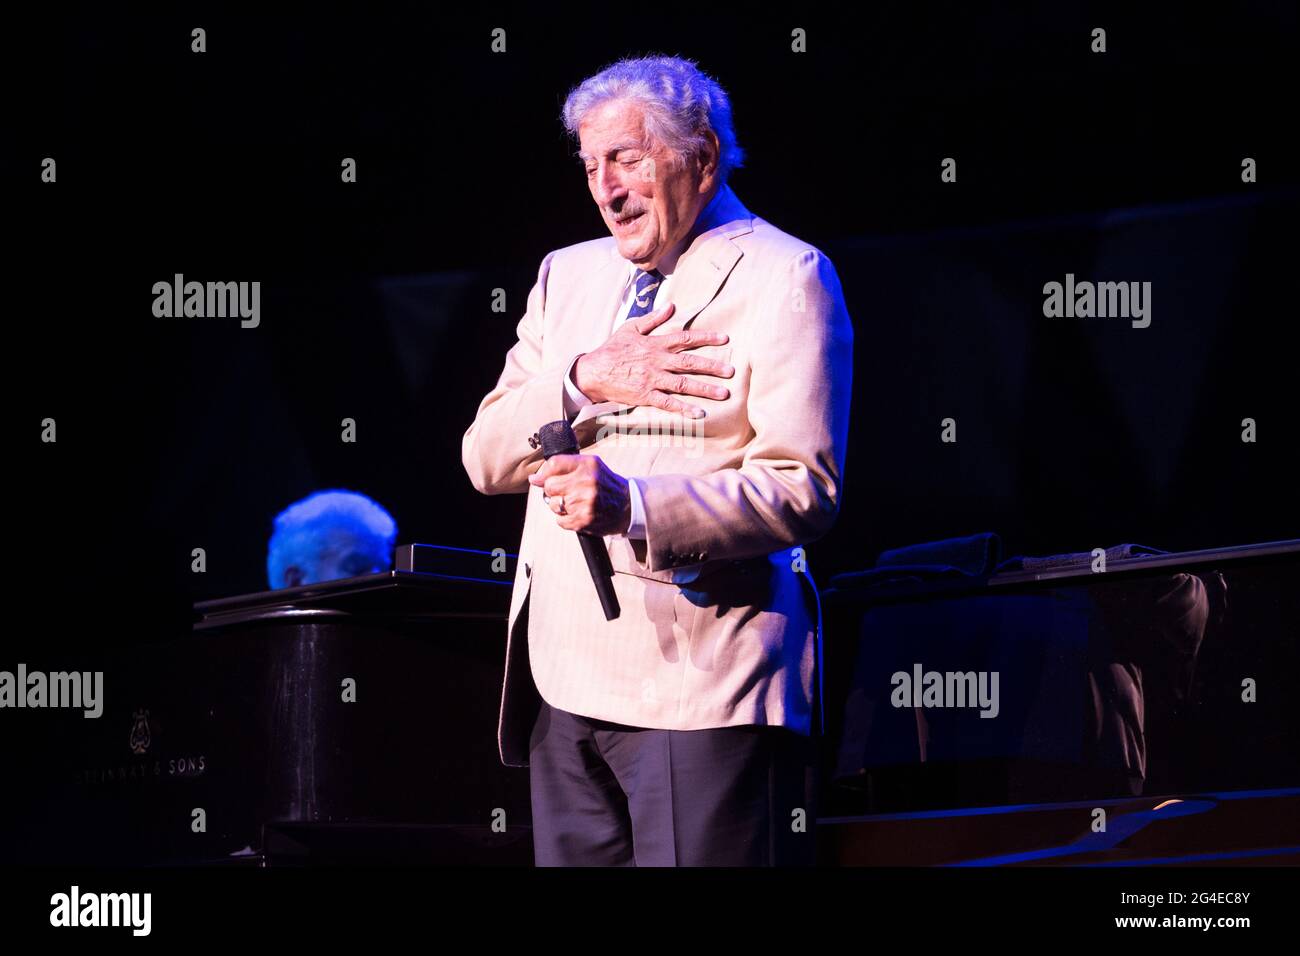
[[462, 183, 854, 767]]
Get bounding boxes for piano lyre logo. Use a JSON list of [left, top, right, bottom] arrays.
[[129, 709, 152, 755]]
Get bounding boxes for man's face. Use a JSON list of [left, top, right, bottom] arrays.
[[579, 99, 712, 270]]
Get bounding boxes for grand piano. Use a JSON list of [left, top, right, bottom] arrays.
[[5, 545, 532, 866]]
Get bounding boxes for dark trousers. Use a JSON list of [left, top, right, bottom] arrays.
[[528, 699, 819, 866]]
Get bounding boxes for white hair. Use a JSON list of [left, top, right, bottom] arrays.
[[266, 489, 398, 589], [562, 54, 745, 183]]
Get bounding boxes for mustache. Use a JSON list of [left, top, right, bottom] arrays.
[[609, 207, 645, 223]]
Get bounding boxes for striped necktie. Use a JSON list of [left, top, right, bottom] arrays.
[[626, 268, 664, 319]]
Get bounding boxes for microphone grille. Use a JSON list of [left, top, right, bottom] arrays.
[[538, 419, 579, 458]]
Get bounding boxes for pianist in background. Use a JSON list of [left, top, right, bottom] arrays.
[[462, 54, 854, 866], [265, 489, 398, 590]]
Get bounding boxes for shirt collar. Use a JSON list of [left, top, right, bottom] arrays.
[[628, 183, 732, 282]]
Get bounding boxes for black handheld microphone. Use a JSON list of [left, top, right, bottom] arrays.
[[537, 419, 621, 621]]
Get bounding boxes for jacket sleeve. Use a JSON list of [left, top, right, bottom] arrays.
[[633, 248, 854, 570], [461, 249, 571, 495]]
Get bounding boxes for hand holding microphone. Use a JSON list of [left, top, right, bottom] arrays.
[[528, 420, 624, 620]]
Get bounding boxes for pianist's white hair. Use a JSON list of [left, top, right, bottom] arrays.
[[266, 489, 398, 590]]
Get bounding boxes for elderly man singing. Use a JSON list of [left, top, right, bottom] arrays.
[[462, 54, 853, 866]]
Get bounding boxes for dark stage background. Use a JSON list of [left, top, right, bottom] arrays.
[[14, 3, 1298, 650]]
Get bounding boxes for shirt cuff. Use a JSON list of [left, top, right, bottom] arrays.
[[625, 477, 647, 539], [564, 352, 642, 538], [562, 353, 594, 420]]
